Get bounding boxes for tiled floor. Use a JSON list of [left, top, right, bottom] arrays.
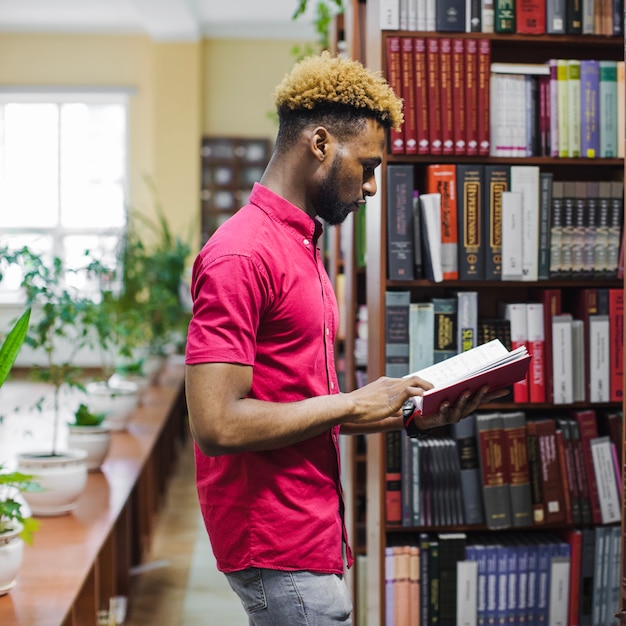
[[126, 436, 248, 626]]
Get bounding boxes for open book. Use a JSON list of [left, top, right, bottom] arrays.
[[402, 339, 531, 437]]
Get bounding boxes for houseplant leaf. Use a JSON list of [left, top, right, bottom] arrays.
[[0, 308, 31, 388]]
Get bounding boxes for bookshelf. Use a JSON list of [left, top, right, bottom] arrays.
[[351, 1, 625, 624]]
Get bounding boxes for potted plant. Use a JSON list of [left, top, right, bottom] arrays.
[[0, 308, 41, 594], [66, 403, 111, 472], [0, 246, 95, 516]]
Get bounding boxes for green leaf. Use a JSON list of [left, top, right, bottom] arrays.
[[0, 308, 31, 388]]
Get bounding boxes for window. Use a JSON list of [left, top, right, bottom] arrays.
[[0, 90, 130, 301]]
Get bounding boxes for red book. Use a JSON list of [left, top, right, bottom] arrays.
[[572, 409, 603, 525], [526, 302, 546, 403], [426, 38, 443, 155], [386, 36, 404, 155], [452, 38, 466, 155], [541, 288, 562, 404], [464, 38, 478, 156], [554, 428, 573, 524], [515, 0, 546, 33], [608, 288, 624, 402], [477, 38, 491, 156], [400, 37, 418, 155], [533, 418, 567, 524], [526, 420, 546, 524], [413, 37, 430, 155], [439, 38, 454, 156], [501, 303, 529, 402], [562, 529, 583, 626], [426, 164, 459, 280], [538, 74, 551, 156], [385, 431, 402, 525], [568, 418, 593, 524]]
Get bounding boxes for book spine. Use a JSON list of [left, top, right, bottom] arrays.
[[573, 410, 603, 525], [510, 165, 540, 282], [494, 0, 516, 31], [537, 171, 553, 280], [439, 38, 455, 156], [483, 164, 510, 280], [385, 290, 412, 377], [590, 436, 621, 523], [413, 37, 430, 155], [526, 302, 546, 403], [457, 163, 485, 280], [599, 60, 618, 157], [400, 37, 418, 156], [386, 430, 403, 526], [516, 0, 546, 32], [436, 0, 467, 29], [464, 38, 479, 156], [386, 164, 415, 280], [477, 39, 491, 156], [540, 288, 561, 405], [501, 191, 524, 281], [452, 38, 467, 155], [588, 314, 610, 402], [536, 418, 567, 524], [502, 412, 533, 527], [566, 59, 581, 157], [581, 59, 600, 158], [426, 38, 443, 156], [567, 0, 583, 30], [432, 297, 458, 362], [549, 59, 560, 157], [607, 180, 623, 277], [380, 0, 401, 28], [502, 303, 529, 401], [608, 288, 624, 402], [556, 59, 569, 157], [551, 314, 574, 404], [571, 181, 587, 276], [386, 37, 404, 155], [546, 0, 567, 31], [456, 291, 478, 353]]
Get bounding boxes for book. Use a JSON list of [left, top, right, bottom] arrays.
[[438, 533, 468, 626], [385, 290, 411, 378], [477, 39, 491, 156], [413, 37, 430, 155], [549, 181, 564, 278], [599, 60, 618, 157], [410, 192, 423, 278], [501, 411, 533, 527], [426, 164, 459, 280], [500, 302, 529, 402], [541, 288, 562, 405], [400, 37, 418, 155], [547, 0, 567, 31], [608, 288, 624, 402], [426, 38, 443, 155], [456, 560, 478, 626], [476, 412, 513, 529], [432, 296, 457, 363], [380, 0, 401, 28], [482, 164, 510, 280], [516, 0, 546, 32], [386, 164, 415, 280], [386, 430, 403, 526], [409, 301, 435, 372], [386, 37, 404, 154], [420, 193, 444, 282], [590, 436, 621, 523], [537, 171, 553, 280], [607, 180, 623, 277], [572, 409, 603, 525], [556, 418, 583, 525], [566, 59, 581, 157], [588, 314, 609, 402], [500, 191, 524, 281], [436, 0, 467, 29], [581, 59, 600, 158], [525, 302, 545, 403], [533, 418, 567, 524], [456, 291, 478, 353], [452, 39, 466, 155], [438, 38, 455, 155], [551, 314, 573, 404], [494, 0, 515, 30], [457, 163, 484, 280], [401, 339, 530, 434], [450, 414, 486, 525], [510, 165, 540, 282]]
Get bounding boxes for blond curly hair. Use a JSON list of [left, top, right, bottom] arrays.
[[273, 51, 403, 134]]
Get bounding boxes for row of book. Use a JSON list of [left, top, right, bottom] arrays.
[[490, 59, 622, 159], [386, 164, 624, 283], [385, 36, 624, 158], [384, 528, 620, 626], [380, 0, 623, 35], [386, 409, 623, 531], [386, 286, 624, 405]]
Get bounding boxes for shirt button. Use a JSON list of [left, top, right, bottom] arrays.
[[303, 238, 310, 245]]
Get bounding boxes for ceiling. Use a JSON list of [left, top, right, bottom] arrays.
[[0, 0, 323, 41]]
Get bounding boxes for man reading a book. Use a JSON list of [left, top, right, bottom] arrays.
[[185, 51, 503, 625]]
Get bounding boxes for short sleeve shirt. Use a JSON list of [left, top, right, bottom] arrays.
[[186, 183, 352, 574]]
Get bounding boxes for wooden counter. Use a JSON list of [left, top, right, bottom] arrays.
[[0, 361, 188, 626]]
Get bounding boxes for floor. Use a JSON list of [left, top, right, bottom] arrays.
[[125, 435, 249, 626]]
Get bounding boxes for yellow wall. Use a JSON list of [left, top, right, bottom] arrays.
[[0, 33, 310, 252]]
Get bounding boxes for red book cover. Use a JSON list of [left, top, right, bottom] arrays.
[[385, 431, 402, 525], [526, 420, 546, 524], [538, 74, 551, 156], [501, 302, 529, 402], [439, 38, 454, 156], [452, 38, 466, 155], [426, 164, 459, 280], [386, 36, 405, 155], [526, 302, 546, 403], [400, 37, 418, 155], [569, 418, 593, 524], [477, 38, 491, 156], [563, 529, 583, 626], [413, 37, 430, 155], [534, 418, 567, 524], [608, 288, 624, 402], [464, 38, 478, 156], [541, 288, 562, 404], [554, 428, 573, 524], [515, 0, 546, 33], [426, 38, 443, 156], [572, 409, 603, 525]]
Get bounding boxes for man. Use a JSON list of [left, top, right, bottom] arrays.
[[185, 51, 504, 625]]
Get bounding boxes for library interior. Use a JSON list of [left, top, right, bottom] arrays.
[[0, 0, 624, 625]]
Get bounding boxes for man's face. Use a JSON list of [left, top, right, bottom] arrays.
[[313, 119, 386, 226]]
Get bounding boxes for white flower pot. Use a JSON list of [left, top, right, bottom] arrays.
[[16, 449, 88, 516], [84, 381, 139, 431], [67, 425, 112, 472], [0, 524, 24, 595]]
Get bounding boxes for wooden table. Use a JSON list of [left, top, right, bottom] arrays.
[[0, 361, 188, 626]]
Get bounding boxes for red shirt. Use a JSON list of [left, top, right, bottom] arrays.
[[186, 183, 352, 574]]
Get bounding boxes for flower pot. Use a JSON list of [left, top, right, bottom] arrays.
[[67, 425, 112, 472], [16, 449, 88, 516], [84, 380, 139, 431], [0, 524, 24, 595]]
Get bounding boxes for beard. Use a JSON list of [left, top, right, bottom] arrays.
[[314, 156, 356, 226]]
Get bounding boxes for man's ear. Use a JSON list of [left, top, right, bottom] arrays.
[[311, 126, 330, 162]]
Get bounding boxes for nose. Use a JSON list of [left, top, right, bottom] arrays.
[[363, 174, 377, 198]]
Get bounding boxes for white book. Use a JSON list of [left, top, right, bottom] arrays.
[[380, 0, 400, 29], [526, 302, 545, 403], [425, 0, 436, 30], [501, 191, 523, 280], [399, 0, 409, 29], [589, 314, 610, 402], [590, 436, 621, 524], [457, 560, 478, 626], [551, 314, 573, 404], [490, 62, 550, 75], [419, 193, 443, 283], [481, 0, 494, 32], [510, 165, 540, 282], [548, 556, 571, 626], [407, 0, 418, 29], [416, 0, 427, 29], [571, 319, 585, 403], [409, 302, 435, 371]]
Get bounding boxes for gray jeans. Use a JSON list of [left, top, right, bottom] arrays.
[[225, 568, 353, 625]]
